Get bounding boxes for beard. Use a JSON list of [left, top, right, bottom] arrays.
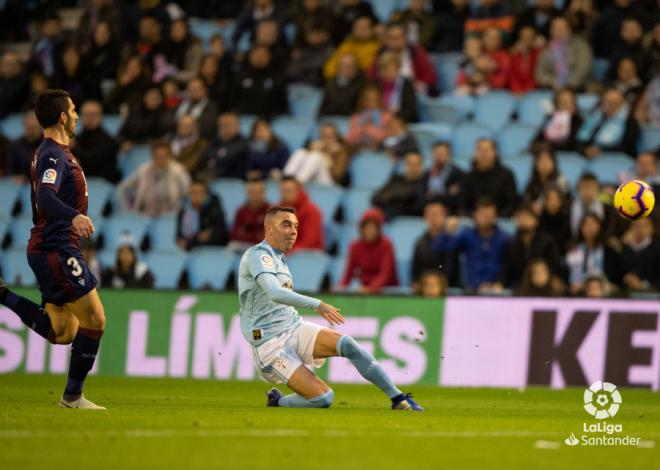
[[64, 115, 76, 138]]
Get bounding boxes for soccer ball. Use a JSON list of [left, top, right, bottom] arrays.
[[613, 180, 655, 220]]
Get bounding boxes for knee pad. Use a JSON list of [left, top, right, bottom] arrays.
[[309, 389, 334, 408]]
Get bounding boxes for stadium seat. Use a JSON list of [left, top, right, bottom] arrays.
[[187, 247, 235, 290], [408, 122, 453, 156], [497, 123, 537, 158], [1, 113, 24, 140], [507, 157, 532, 193], [349, 152, 393, 190], [0, 218, 9, 245], [383, 216, 427, 262], [210, 178, 246, 226], [556, 151, 587, 189], [102, 115, 123, 137], [147, 214, 179, 252], [451, 122, 492, 159], [9, 217, 33, 249], [587, 152, 633, 185], [119, 145, 151, 178], [286, 250, 331, 293], [372, 0, 403, 21], [97, 249, 116, 270], [239, 115, 257, 136], [497, 217, 517, 236], [330, 255, 347, 286], [337, 223, 359, 255], [577, 93, 599, 114], [287, 84, 323, 120], [18, 184, 31, 216], [101, 212, 151, 251], [307, 183, 344, 221], [1, 248, 37, 286], [591, 58, 609, 82], [640, 126, 660, 152], [437, 94, 475, 120], [86, 177, 113, 219], [188, 18, 222, 47], [145, 251, 186, 289], [516, 90, 553, 127], [395, 259, 412, 288], [417, 95, 460, 125], [431, 53, 462, 94], [271, 117, 312, 151], [265, 180, 280, 203], [0, 179, 21, 216], [474, 92, 516, 132]]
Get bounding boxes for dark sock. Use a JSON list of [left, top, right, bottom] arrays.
[[64, 327, 103, 399], [1, 290, 55, 343]]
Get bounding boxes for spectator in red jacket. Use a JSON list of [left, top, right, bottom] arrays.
[[279, 176, 323, 252], [482, 27, 511, 89], [228, 177, 270, 252], [339, 208, 398, 293], [370, 22, 438, 95], [509, 25, 541, 93]]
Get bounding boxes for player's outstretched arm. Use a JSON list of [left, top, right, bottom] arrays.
[[316, 302, 344, 325]]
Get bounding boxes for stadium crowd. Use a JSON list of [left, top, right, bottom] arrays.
[[0, 0, 659, 298]]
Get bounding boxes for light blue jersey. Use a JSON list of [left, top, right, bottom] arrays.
[[238, 241, 320, 346]]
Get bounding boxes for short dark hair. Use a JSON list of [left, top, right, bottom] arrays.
[[281, 175, 300, 185], [474, 197, 497, 211], [34, 89, 70, 129], [432, 141, 451, 150], [578, 172, 598, 185], [191, 179, 208, 188], [515, 202, 537, 217], [151, 140, 171, 153], [265, 206, 297, 221]]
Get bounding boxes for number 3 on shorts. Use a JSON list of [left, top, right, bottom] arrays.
[[67, 257, 83, 277]]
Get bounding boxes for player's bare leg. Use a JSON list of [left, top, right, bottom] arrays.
[[58, 289, 106, 410], [267, 365, 334, 408], [312, 328, 425, 411]]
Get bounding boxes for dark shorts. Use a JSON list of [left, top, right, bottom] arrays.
[[27, 247, 98, 307]]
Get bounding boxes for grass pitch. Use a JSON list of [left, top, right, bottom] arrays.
[[0, 375, 658, 470]]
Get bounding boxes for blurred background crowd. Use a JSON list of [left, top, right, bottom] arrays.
[[0, 0, 659, 299]]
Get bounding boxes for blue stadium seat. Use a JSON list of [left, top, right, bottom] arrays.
[[431, 53, 462, 94], [507, 157, 532, 193], [271, 117, 312, 151], [102, 115, 123, 137], [396, 259, 412, 288], [1, 113, 24, 140], [101, 213, 151, 251], [587, 152, 633, 185], [556, 151, 587, 189], [239, 115, 257, 136], [97, 249, 116, 271], [640, 126, 660, 152], [1, 248, 37, 286], [316, 116, 350, 137], [145, 251, 186, 289], [438, 94, 475, 120], [287, 84, 323, 120], [265, 180, 280, 204], [408, 122, 453, 156], [9, 217, 33, 249], [187, 247, 235, 290], [417, 95, 460, 124], [372, 0, 403, 20], [451, 122, 492, 158], [350, 152, 393, 190], [307, 183, 343, 221], [383, 216, 427, 262], [87, 177, 113, 219], [188, 18, 222, 47], [147, 214, 179, 252], [591, 58, 609, 82], [286, 250, 331, 293], [18, 184, 31, 216], [497, 217, 517, 236], [330, 255, 347, 286], [119, 145, 151, 177], [474, 92, 516, 131], [210, 178, 247, 226], [0, 218, 9, 245], [0, 179, 21, 216], [516, 90, 553, 127], [577, 93, 599, 114], [497, 123, 537, 157], [337, 223, 359, 255]]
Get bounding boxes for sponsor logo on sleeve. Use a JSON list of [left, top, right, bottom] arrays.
[[41, 168, 57, 184], [260, 254, 274, 269]]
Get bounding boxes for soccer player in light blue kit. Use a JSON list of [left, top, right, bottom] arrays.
[[238, 206, 424, 410]]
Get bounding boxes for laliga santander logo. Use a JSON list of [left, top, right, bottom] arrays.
[[583, 381, 622, 420]]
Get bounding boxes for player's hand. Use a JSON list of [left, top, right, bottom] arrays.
[[73, 214, 95, 238], [316, 302, 345, 326]]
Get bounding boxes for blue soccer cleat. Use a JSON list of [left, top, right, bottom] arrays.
[[391, 393, 425, 411], [266, 387, 283, 407]]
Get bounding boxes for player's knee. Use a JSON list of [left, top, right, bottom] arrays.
[[337, 335, 359, 357], [88, 307, 106, 331], [310, 388, 334, 408], [54, 321, 77, 344]]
